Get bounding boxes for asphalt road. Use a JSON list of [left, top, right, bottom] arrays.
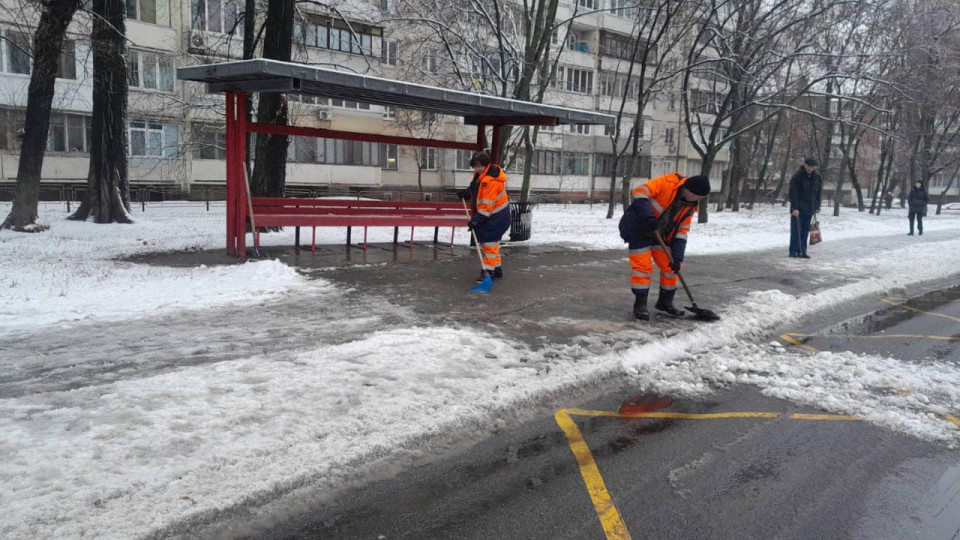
[[237, 288, 960, 540]]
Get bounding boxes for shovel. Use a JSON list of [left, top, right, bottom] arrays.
[[462, 199, 493, 293], [652, 231, 720, 322]]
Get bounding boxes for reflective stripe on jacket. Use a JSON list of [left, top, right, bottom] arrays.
[[620, 172, 697, 262]]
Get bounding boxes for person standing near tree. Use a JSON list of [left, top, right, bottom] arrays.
[[788, 157, 822, 259], [907, 181, 929, 236]]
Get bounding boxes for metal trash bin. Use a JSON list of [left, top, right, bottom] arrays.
[[509, 202, 535, 241]]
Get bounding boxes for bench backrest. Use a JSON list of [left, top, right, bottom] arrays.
[[251, 197, 462, 212]]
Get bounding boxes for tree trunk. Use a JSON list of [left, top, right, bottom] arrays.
[[697, 157, 715, 224], [69, 0, 131, 224], [2, 0, 79, 231], [520, 130, 535, 204], [250, 0, 294, 198], [771, 123, 794, 205], [748, 114, 781, 210], [936, 162, 960, 215]]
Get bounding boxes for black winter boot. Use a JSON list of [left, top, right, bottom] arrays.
[[475, 270, 492, 283], [492, 267, 503, 280], [655, 289, 685, 318], [633, 292, 650, 321]]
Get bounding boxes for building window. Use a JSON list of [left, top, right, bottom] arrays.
[[296, 16, 378, 56], [192, 124, 226, 159], [4, 30, 31, 75], [383, 106, 396, 120], [329, 98, 370, 110], [455, 149, 473, 170], [668, 93, 676, 110], [419, 147, 438, 170], [531, 150, 562, 175], [128, 50, 175, 92], [381, 143, 398, 170], [564, 153, 590, 175], [191, 0, 244, 35], [55, 40, 77, 79], [287, 138, 380, 166], [129, 120, 178, 157], [665, 128, 674, 144], [578, 0, 598, 9], [570, 123, 590, 135], [421, 49, 439, 74], [610, 0, 637, 18], [564, 67, 593, 94], [127, 0, 171, 25], [382, 39, 399, 66], [45, 113, 91, 153]]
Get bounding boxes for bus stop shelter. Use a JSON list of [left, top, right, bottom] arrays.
[[177, 59, 614, 257]]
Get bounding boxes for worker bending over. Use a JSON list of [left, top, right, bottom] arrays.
[[619, 173, 711, 320]]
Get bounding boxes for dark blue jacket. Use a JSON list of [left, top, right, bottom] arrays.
[[789, 167, 822, 215], [908, 187, 928, 215]]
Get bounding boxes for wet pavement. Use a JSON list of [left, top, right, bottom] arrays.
[[239, 288, 960, 540], [252, 388, 958, 540]]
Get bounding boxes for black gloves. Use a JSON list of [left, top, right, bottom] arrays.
[[457, 189, 471, 200], [639, 216, 658, 233], [670, 260, 682, 273], [468, 215, 480, 231]]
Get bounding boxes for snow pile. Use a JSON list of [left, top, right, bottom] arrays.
[[0, 203, 319, 335], [621, 241, 960, 442], [0, 326, 597, 539], [527, 203, 960, 252]]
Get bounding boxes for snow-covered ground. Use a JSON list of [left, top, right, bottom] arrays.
[[2, 200, 960, 538], [529, 201, 960, 252], [0, 203, 321, 336]]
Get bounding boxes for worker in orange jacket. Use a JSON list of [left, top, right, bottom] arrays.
[[618, 173, 711, 320], [458, 151, 510, 282]]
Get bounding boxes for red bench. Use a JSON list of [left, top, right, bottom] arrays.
[[250, 197, 470, 252]]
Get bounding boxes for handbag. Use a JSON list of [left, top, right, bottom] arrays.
[[809, 215, 822, 245]]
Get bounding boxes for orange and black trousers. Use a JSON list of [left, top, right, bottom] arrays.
[[628, 238, 679, 295]]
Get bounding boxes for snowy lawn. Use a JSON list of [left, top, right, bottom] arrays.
[[528, 202, 960, 252], [0, 202, 319, 336]]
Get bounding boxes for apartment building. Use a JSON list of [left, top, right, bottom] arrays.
[[0, 0, 728, 201]]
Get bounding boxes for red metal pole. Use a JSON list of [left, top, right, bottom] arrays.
[[225, 93, 237, 256], [236, 93, 248, 258]]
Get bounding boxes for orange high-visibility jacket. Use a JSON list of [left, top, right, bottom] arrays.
[[469, 164, 511, 242], [624, 172, 697, 260]]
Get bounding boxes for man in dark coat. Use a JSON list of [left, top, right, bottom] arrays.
[[907, 181, 929, 236], [788, 157, 822, 259]]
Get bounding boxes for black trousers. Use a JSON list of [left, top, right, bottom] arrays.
[[909, 210, 924, 234]]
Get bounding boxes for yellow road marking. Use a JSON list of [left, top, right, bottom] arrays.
[[556, 408, 960, 539], [780, 333, 819, 352], [554, 409, 632, 540], [788, 413, 861, 421], [565, 408, 780, 420], [881, 298, 960, 324]]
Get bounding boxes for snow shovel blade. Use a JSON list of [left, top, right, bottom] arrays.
[[686, 305, 720, 322], [471, 273, 494, 293]]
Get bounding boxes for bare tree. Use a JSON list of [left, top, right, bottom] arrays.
[[69, 0, 131, 223], [1, 0, 80, 231], [681, 0, 845, 223]]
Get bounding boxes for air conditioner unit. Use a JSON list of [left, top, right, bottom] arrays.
[[667, 144, 677, 153], [315, 109, 332, 122], [189, 32, 211, 51]]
